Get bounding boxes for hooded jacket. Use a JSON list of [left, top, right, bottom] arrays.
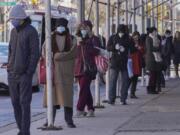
[[8, 18, 40, 76]]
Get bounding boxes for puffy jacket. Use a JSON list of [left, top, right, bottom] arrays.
[[8, 18, 40, 76], [107, 34, 135, 70]]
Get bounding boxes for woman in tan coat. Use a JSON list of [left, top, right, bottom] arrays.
[[43, 18, 77, 128]]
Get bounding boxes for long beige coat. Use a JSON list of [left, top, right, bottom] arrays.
[[43, 37, 77, 108]]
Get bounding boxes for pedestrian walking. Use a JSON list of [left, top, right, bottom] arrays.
[[161, 30, 173, 80], [7, 5, 40, 135], [145, 27, 162, 94], [74, 20, 100, 117], [173, 31, 180, 78], [107, 24, 134, 105], [130, 31, 144, 98], [43, 18, 76, 128]]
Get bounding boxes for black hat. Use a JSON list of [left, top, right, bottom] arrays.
[[56, 18, 68, 27], [117, 24, 126, 33]]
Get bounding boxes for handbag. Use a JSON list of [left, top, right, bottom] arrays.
[[81, 46, 97, 79], [39, 58, 54, 84], [95, 55, 108, 74]]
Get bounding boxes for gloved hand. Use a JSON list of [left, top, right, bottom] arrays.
[[115, 44, 120, 50], [119, 46, 125, 52]]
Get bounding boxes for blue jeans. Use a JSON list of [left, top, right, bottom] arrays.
[[109, 68, 130, 103]]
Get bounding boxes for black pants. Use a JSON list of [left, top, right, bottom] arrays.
[[8, 73, 33, 135], [50, 106, 74, 125], [130, 76, 138, 96], [148, 71, 161, 92]]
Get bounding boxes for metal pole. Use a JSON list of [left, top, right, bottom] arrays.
[[141, 0, 145, 86], [146, 0, 149, 28], [170, 0, 173, 33], [125, 0, 128, 25], [116, 0, 121, 98], [116, 0, 120, 29], [156, 0, 159, 28], [45, 0, 53, 127], [151, 0, 155, 26], [161, 0, 164, 34], [94, 0, 104, 108], [77, 0, 85, 23], [104, 0, 110, 103], [141, 0, 145, 33], [132, 0, 136, 32], [4, 0, 7, 42]]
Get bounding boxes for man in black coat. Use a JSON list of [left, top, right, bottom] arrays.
[[107, 24, 135, 105], [8, 5, 40, 135]]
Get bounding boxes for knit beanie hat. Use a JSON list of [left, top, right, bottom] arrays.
[[82, 20, 93, 30], [9, 5, 27, 20], [117, 24, 126, 33], [56, 18, 69, 28]]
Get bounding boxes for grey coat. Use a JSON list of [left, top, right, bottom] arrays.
[[8, 19, 40, 76], [145, 36, 161, 71]]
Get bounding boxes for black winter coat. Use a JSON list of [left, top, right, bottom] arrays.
[[107, 34, 135, 70], [8, 18, 40, 76]]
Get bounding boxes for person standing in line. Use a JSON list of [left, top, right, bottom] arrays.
[[107, 24, 134, 105], [7, 5, 40, 135], [43, 18, 76, 128], [74, 20, 100, 117], [145, 27, 162, 94], [161, 30, 173, 81], [173, 31, 180, 78], [130, 31, 144, 98]]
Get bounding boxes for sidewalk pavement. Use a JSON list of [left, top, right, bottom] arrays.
[[1, 79, 180, 135]]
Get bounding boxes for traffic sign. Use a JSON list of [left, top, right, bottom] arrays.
[[0, 2, 16, 6]]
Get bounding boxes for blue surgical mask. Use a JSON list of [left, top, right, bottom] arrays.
[[81, 30, 88, 38], [11, 19, 21, 28], [56, 26, 66, 33]]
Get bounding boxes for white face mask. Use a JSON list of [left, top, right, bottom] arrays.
[[119, 33, 124, 38], [81, 30, 88, 38], [56, 26, 66, 33]]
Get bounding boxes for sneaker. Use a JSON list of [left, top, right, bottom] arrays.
[[120, 101, 127, 105], [76, 110, 87, 117], [130, 95, 138, 99], [67, 123, 76, 128], [87, 110, 95, 117], [108, 101, 115, 105]]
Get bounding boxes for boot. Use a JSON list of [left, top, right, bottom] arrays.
[[65, 107, 76, 128], [147, 86, 158, 94]]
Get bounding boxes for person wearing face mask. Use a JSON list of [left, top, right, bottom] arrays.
[[129, 31, 145, 98], [42, 18, 77, 128], [173, 31, 180, 78], [7, 5, 40, 135], [74, 20, 100, 117], [145, 27, 163, 94], [107, 24, 135, 105]]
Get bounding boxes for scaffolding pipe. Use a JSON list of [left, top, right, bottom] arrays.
[[141, 0, 145, 33], [151, 0, 155, 26], [125, 0, 128, 25], [77, 0, 85, 23], [105, 0, 110, 102], [94, 0, 101, 108], [116, 0, 120, 29], [132, 0, 136, 32], [45, 0, 53, 127]]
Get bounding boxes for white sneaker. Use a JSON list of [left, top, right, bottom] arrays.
[[76, 110, 87, 117], [87, 110, 95, 117]]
